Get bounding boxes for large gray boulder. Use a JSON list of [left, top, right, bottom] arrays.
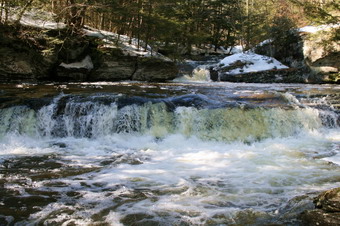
[[90, 48, 178, 82], [89, 48, 136, 81]]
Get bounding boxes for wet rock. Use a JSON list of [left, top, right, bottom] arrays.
[[214, 68, 307, 83], [209, 66, 219, 81], [120, 213, 154, 225], [52, 142, 67, 148], [314, 187, 340, 212], [300, 209, 340, 226], [300, 187, 340, 226], [0, 195, 57, 223]]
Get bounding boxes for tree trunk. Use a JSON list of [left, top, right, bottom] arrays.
[[15, 0, 34, 25], [67, 0, 84, 30], [0, 0, 4, 24]]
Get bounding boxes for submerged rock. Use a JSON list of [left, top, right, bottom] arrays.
[[300, 187, 340, 226]]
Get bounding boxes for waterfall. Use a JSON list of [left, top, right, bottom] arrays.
[[0, 93, 338, 142]]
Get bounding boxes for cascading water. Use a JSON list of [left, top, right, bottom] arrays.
[[0, 82, 339, 225]]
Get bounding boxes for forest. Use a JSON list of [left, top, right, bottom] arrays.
[[0, 0, 339, 56]]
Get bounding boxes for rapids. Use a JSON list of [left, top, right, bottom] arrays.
[[0, 82, 339, 225]]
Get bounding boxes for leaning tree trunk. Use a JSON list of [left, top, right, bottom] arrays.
[[67, 0, 85, 31], [15, 0, 35, 25]]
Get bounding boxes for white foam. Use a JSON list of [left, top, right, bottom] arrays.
[[2, 127, 339, 224]]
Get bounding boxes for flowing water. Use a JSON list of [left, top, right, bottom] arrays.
[[0, 82, 339, 225]]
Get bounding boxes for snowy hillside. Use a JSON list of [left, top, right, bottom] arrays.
[[16, 9, 168, 60]]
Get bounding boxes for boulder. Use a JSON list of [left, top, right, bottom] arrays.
[[89, 48, 136, 81], [132, 57, 179, 82], [300, 187, 340, 226], [209, 52, 304, 83]]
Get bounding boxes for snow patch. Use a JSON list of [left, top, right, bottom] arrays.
[[17, 9, 66, 29], [216, 52, 288, 75], [298, 24, 340, 33], [60, 56, 94, 70], [220, 45, 244, 54], [83, 26, 170, 61]]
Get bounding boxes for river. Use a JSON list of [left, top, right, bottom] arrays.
[[0, 81, 339, 225]]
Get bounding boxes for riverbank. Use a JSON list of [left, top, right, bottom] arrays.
[[0, 24, 178, 83], [1, 21, 339, 84]]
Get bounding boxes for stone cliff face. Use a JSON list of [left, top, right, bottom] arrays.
[[0, 26, 53, 82], [255, 26, 340, 83], [302, 30, 340, 77], [0, 25, 178, 83]]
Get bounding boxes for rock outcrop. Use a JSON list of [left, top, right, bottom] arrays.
[[88, 48, 178, 82], [215, 68, 307, 83], [0, 25, 55, 82], [0, 25, 178, 83], [302, 29, 339, 73], [255, 26, 340, 83], [208, 52, 307, 83], [300, 187, 340, 226]]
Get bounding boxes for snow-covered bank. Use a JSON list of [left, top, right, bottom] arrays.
[[216, 52, 288, 75], [14, 9, 168, 61], [1, 9, 178, 83], [83, 26, 170, 60], [177, 52, 292, 83], [13, 8, 66, 29]]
